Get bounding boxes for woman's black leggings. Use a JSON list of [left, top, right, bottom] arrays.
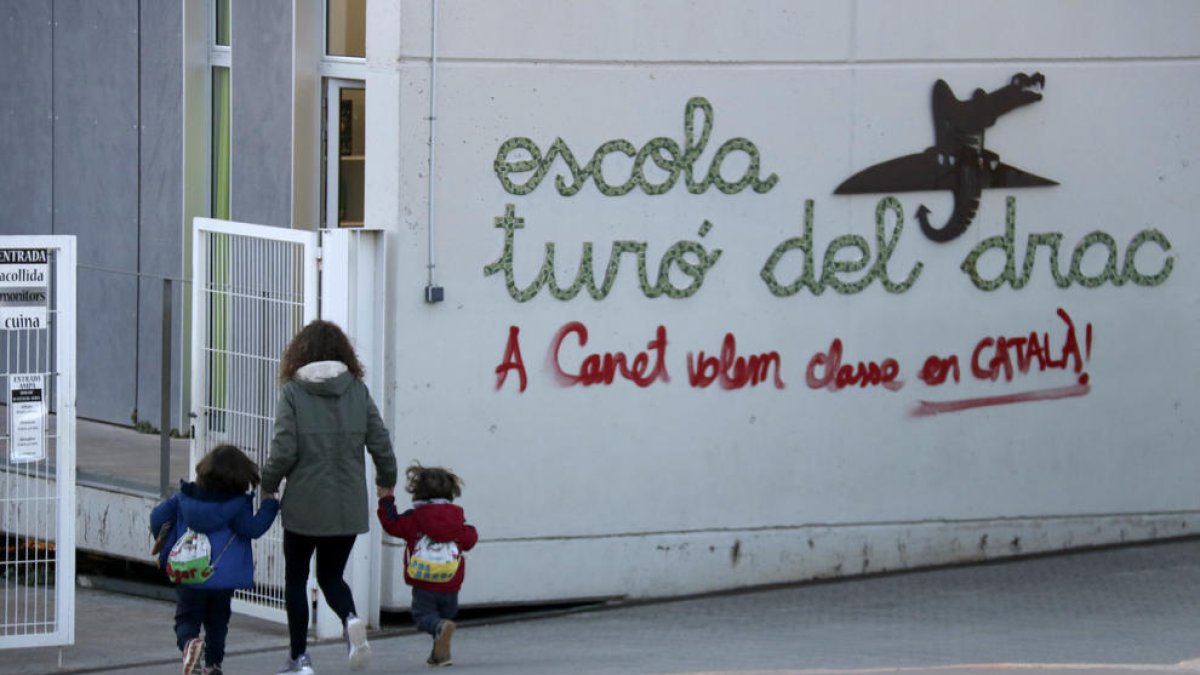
[[282, 530, 358, 659]]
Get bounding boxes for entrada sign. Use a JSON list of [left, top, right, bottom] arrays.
[[0, 248, 49, 329]]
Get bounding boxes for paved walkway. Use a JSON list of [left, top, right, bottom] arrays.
[[74, 417, 191, 493], [13, 422, 1197, 673], [5, 538, 1200, 674]]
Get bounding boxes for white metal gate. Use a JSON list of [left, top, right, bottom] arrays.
[[190, 219, 317, 623], [0, 236, 76, 648]]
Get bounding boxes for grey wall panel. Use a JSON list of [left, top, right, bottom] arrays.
[[231, 0, 293, 227], [53, 0, 139, 268], [54, 1, 140, 423], [0, 1, 53, 233], [136, 0, 184, 430], [138, 0, 182, 279], [77, 271, 138, 424]]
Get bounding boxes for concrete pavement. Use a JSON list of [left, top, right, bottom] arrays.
[[5, 537, 1200, 675]]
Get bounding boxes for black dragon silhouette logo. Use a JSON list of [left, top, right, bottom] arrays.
[[835, 72, 1057, 243]]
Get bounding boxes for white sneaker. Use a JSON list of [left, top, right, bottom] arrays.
[[346, 616, 371, 671], [277, 653, 314, 675]]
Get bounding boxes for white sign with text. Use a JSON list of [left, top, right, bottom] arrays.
[[0, 249, 48, 330], [9, 373, 46, 463]]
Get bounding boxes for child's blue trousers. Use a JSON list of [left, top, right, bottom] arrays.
[[411, 586, 459, 636], [174, 586, 234, 667]]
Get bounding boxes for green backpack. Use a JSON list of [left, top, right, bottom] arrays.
[[166, 528, 232, 585]]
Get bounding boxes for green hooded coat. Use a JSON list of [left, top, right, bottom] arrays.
[[262, 361, 397, 535]]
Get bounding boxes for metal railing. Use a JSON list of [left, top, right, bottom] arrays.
[[76, 265, 191, 497]]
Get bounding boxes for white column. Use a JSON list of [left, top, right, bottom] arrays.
[[317, 228, 387, 636]]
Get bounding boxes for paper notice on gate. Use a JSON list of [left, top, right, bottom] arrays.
[[9, 373, 46, 463]]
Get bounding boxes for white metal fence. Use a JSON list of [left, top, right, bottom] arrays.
[[190, 219, 317, 623], [0, 237, 76, 649]]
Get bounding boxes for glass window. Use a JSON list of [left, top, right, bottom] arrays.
[[325, 81, 365, 228], [214, 0, 230, 47], [211, 67, 231, 219], [326, 0, 365, 57]]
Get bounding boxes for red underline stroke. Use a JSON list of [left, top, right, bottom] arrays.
[[912, 383, 1091, 417]]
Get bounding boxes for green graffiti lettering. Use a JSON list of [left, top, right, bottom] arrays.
[[874, 197, 924, 293], [482, 204, 538, 301], [1020, 232, 1070, 289], [760, 198, 923, 296], [635, 137, 682, 195], [962, 200, 1070, 290], [760, 200, 820, 296], [656, 239, 722, 298], [546, 139, 590, 196], [822, 234, 871, 294], [961, 197, 1175, 290], [1070, 232, 1121, 288], [483, 204, 722, 302], [962, 202, 1017, 291], [682, 97, 714, 194], [1123, 229, 1174, 286], [493, 137, 543, 196], [492, 97, 778, 197], [591, 139, 639, 196]]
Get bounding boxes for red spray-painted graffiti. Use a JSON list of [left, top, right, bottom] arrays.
[[805, 339, 903, 392], [911, 384, 1089, 417], [547, 321, 670, 388], [494, 325, 529, 392], [495, 322, 785, 391], [969, 308, 1091, 385], [911, 307, 1092, 416], [687, 333, 785, 390], [494, 308, 1094, 417]]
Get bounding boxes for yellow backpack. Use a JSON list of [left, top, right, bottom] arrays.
[[406, 535, 460, 583]]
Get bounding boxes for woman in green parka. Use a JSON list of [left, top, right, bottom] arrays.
[[261, 319, 398, 675]]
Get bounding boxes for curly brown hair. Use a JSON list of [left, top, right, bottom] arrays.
[[278, 319, 364, 383], [405, 463, 463, 501], [196, 444, 261, 494]]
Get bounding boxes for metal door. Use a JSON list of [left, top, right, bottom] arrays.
[[190, 218, 317, 622], [0, 237, 76, 648]]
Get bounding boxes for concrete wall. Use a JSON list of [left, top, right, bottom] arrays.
[[369, 0, 1200, 606], [0, 1, 186, 429]]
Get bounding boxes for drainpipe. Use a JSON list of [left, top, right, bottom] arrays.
[[424, 0, 444, 303]]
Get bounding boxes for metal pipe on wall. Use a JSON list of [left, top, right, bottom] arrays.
[[160, 278, 172, 497], [426, 0, 439, 289], [422, 0, 441, 302]]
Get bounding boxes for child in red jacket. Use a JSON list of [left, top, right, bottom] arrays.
[[378, 463, 478, 666]]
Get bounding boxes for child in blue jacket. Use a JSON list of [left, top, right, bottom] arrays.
[[150, 444, 279, 675]]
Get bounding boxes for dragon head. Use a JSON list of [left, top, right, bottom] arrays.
[[931, 72, 1048, 151], [1008, 72, 1046, 103]]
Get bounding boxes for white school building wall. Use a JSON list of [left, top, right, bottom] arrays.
[[364, 1, 1200, 607]]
